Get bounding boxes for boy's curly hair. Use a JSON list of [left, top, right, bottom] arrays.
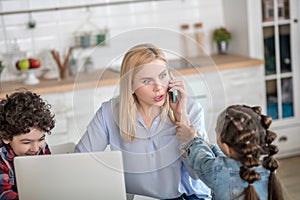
[[0, 91, 55, 140]]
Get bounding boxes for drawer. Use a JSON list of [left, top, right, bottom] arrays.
[[272, 125, 300, 158]]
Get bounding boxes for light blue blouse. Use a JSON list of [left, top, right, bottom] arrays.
[[75, 97, 211, 199], [186, 137, 270, 200]]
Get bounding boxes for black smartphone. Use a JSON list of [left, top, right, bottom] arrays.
[[168, 70, 178, 103]]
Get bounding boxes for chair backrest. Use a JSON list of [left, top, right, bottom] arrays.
[[49, 142, 75, 154]]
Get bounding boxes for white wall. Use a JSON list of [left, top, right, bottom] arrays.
[[0, 0, 225, 81], [223, 0, 249, 56]]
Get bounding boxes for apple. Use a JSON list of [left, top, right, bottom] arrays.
[[28, 58, 41, 69], [16, 59, 30, 71]]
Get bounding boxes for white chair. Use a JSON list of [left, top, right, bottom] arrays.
[[49, 142, 76, 154]]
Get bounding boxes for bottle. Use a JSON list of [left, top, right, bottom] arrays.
[[194, 22, 204, 56], [180, 24, 191, 58]]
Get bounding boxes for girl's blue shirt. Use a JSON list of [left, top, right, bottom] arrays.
[[75, 97, 211, 199], [186, 137, 270, 200]]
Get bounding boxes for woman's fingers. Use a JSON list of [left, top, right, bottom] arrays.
[[168, 80, 186, 92], [168, 80, 188, 102], [176, 124, 196, 144]]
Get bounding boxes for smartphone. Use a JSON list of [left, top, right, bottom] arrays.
[[170, 88, 178, 103], [168, 70, 178, 103]]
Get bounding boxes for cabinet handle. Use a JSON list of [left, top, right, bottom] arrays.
[[278, 136, 287, 142], [294, 19, 298, 23]]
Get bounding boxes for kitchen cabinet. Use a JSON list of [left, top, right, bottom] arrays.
[[42, 85, 115, 146], [186, 65, 264, 143], [223, 0, 300, 157]]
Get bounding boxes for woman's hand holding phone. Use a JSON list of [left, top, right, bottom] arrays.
[[168, 72, 189, 125]]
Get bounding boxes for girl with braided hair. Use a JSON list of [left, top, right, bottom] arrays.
[[176, 105, 284, 200]]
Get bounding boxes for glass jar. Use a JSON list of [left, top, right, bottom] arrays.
[[194, 22, 204, 56], [180, 24, 191, 58]]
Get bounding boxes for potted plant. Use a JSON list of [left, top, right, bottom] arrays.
[[80, 32, 92, 48], [0, 60, 4, 77], [212, 27, 231, 54], [83, 56, 94, 73]]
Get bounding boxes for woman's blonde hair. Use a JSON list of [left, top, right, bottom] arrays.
[[119, 43, 175, 141]]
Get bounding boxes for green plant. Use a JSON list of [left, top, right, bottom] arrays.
[[213, 27, 231, 42], [0, 61, 4, 74], [84, 56, 93, 64]]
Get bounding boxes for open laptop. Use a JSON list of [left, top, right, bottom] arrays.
[[14, 151, 126, 200]]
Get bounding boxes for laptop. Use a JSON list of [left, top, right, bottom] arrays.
[[14, 151, 126, 200]]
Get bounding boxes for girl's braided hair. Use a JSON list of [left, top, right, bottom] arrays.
[[216, 105, 283, 200]]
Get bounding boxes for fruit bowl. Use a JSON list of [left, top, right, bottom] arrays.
[[16, 58, 41, 85], [23, 69, 40, 85]]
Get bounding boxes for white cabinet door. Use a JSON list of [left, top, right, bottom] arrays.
[[273, 125, 300, 158], [41, 92, 72, 145], [249, 0, 300, 157], [42, 85, 116, 146], [220, 66, 265, 107], [224, 0, 300, 157], [184, 65, 264, 143]]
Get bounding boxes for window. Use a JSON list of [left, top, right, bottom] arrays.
[[262, 0, 294, 120]]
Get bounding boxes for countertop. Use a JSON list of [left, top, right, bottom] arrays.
[[0, 54, 264, 99]]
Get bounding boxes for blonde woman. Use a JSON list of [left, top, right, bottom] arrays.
[[75, 43, 211, 200]]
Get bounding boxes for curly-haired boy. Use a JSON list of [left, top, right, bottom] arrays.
[[0, 90, 55, 199]]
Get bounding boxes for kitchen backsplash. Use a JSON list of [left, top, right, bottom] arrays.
[[0, 0, 224, 81]]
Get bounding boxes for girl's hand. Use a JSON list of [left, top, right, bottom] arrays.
[[168, 78, 189, 124], [176, 124, 199, 145]]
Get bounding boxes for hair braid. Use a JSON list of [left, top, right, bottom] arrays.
[[262, 126, 284, 200]]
